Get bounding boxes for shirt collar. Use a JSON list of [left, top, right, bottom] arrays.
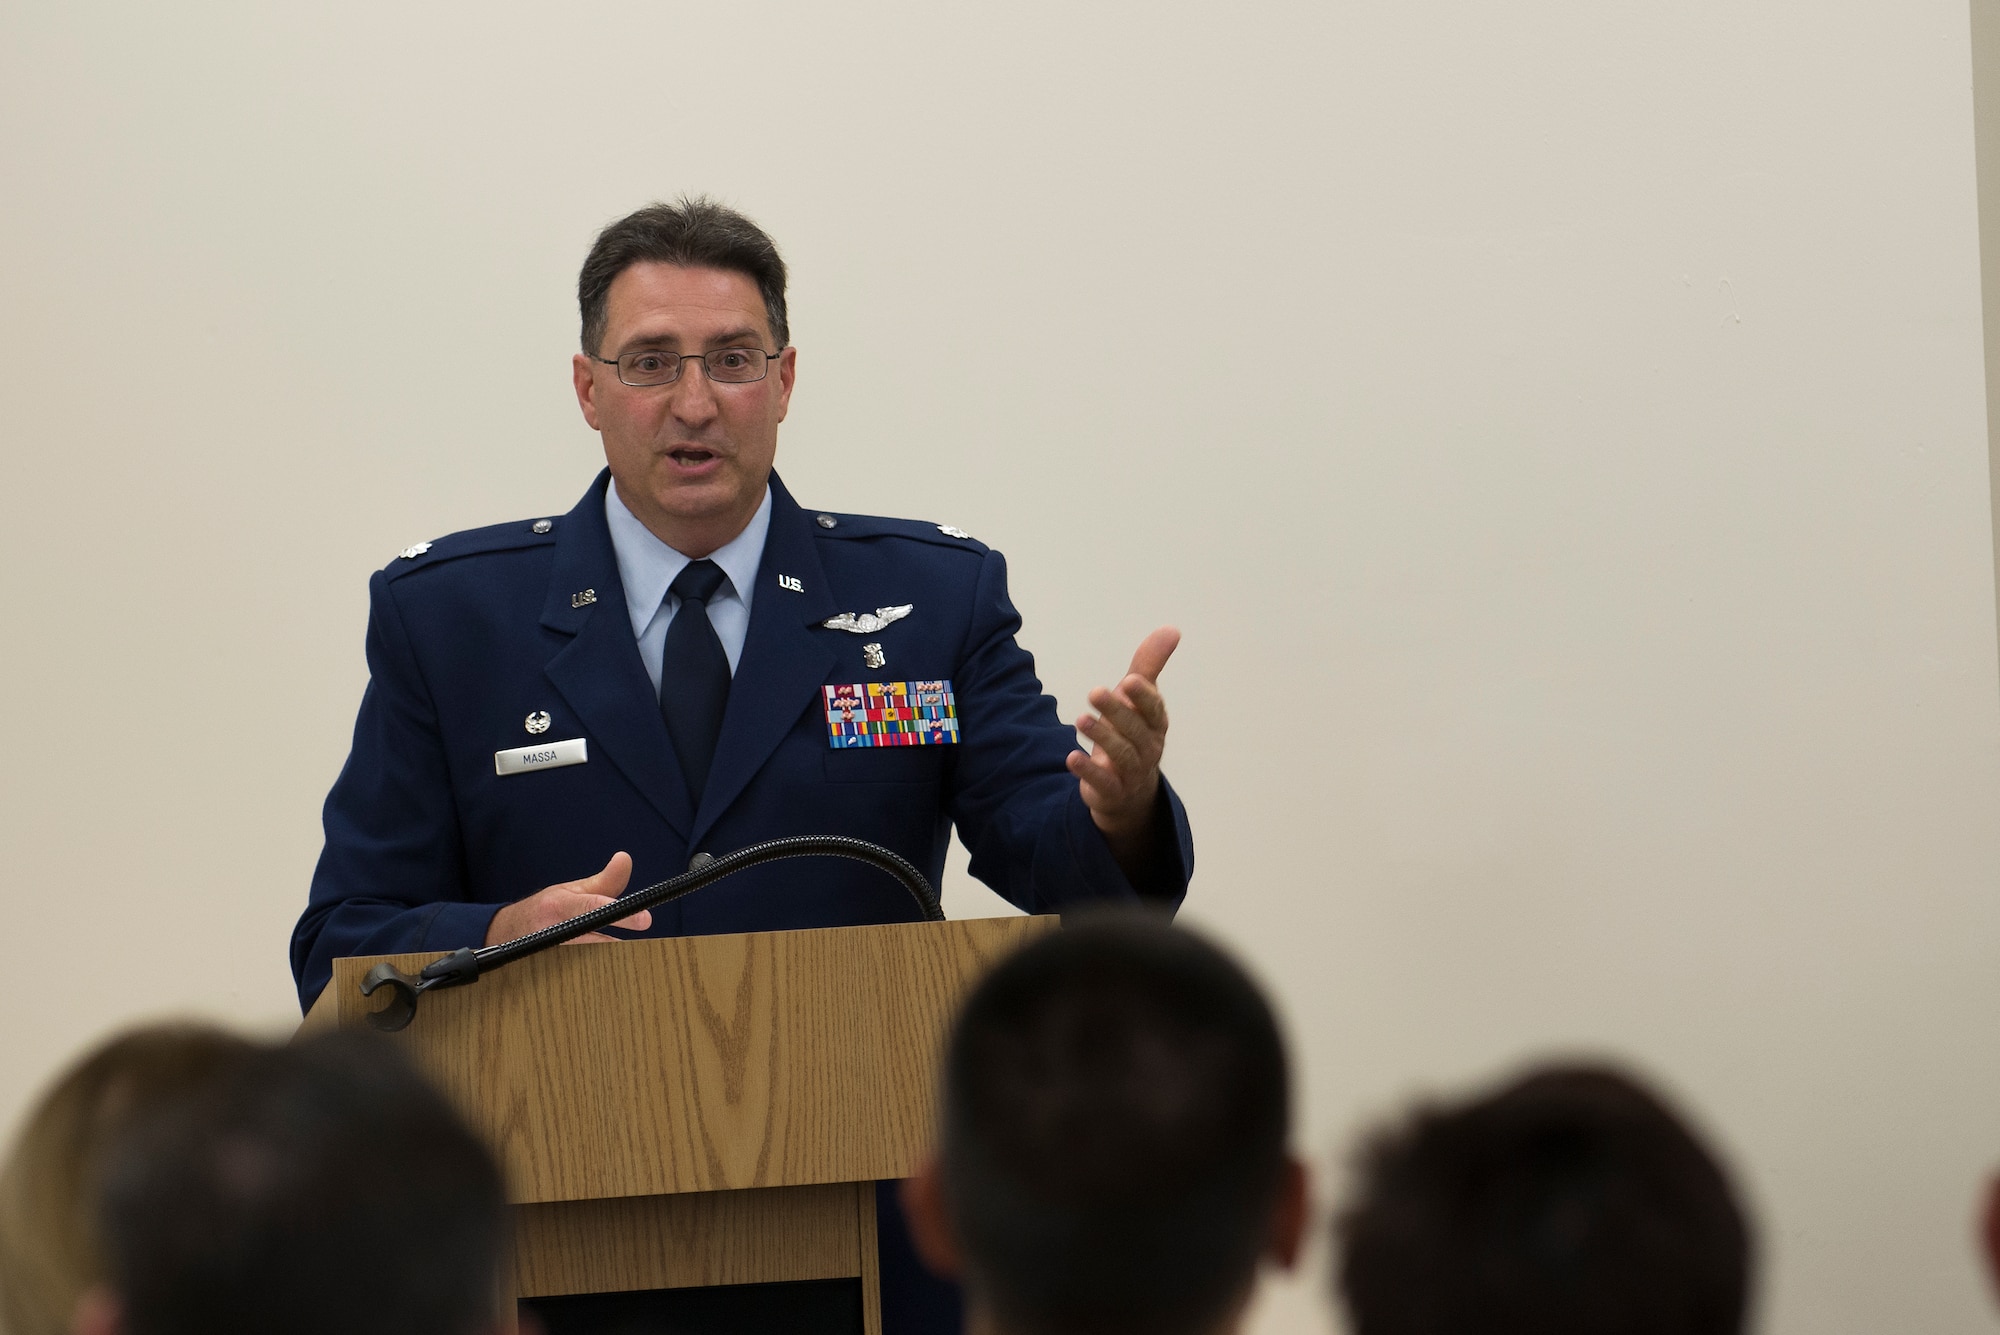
[[604, 479, 773, 629]]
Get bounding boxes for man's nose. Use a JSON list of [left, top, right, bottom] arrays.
[[668, 358, 721, 425]]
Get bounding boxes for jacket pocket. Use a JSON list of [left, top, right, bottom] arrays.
[[822, 745, 948, 785]]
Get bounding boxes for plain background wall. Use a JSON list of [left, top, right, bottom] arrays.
[[4, 3, 1999, 1330]]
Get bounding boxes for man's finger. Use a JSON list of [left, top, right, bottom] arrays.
[[1115, 675, 1169, 733], [1067, 749, 1130, 807], [1077, 713, 1143, 776], [573, 891, 652, 933], [1125, 626, 1181, 684], [1085, 694, 1165, 775], [1088, 685, 1166, 752], [1085, 688, 1150, 744], [579, 851, 634, 897]]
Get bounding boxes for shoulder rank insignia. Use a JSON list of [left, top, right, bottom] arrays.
[[823, 604, 913, 635], [823, 681, 959, 748], [398, 541, 433, 560], [937, 525, 972, 539]]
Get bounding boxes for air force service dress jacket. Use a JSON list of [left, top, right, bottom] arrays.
[[292, 470, 1193, 1010]]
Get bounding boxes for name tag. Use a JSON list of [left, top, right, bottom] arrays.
[[494, 738, 588, 776]]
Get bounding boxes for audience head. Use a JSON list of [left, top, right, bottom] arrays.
[[0, 1023, 254, 1335], [1337, 1063, 1752, 1335], [1979, 1171, 2000, 1306], [77, 1030, 510, 1335], [904, 912, 1304, 1335]]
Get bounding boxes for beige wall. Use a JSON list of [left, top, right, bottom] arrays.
[[4, 3, 1999, 1331]]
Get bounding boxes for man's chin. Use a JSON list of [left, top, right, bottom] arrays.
[[636, 471, 766, 536], [647, 468, 741, 514]]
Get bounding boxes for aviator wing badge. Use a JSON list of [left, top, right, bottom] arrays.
[[822, 605, 914, 635]]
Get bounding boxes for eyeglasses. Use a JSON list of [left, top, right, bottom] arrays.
[[591, 347, 782, 387]]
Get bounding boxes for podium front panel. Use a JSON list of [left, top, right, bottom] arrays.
[[318, 915, 1056, 1204]]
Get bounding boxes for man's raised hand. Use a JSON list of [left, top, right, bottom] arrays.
[[1068, 626, 1180, 866], [483, 851, 652, 946]]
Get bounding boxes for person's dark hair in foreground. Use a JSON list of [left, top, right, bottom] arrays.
[[902, 912, 1305, 1335], [78, 1031, 510, 1335], [0, 1023, 255, 1335], [1337, 1064, 1753, 1335]]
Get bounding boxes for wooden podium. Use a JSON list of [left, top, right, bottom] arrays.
[[302, 915, 1054, 1333]]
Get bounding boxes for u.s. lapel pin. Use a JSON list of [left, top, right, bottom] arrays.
[[863, 643, 885, 669], [571, 588, 596, 608], [778, 574, 804, 593]]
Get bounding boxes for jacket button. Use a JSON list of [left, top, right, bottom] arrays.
[[689, 851, 715, 871]]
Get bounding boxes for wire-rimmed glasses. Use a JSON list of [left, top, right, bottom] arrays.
[[591, 347, 782, 387]]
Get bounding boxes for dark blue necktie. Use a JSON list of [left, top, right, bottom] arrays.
[[660, 559, 730, 802]]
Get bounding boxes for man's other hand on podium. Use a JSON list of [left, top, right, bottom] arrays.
[[484, 851, 653, 946]]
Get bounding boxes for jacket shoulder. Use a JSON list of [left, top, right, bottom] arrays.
[[379, 515, 562, 582], [807, 509, 993, 556]]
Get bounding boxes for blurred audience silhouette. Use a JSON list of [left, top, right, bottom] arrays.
[[900, 912, 1306, 1335], [0, 956, 1798, 1335], [0, 1024, 254, 1335], [1335, 1064, 1752, 1335], [1978, 1170, 2000, 1307], [69, 1030, 511, 1335]]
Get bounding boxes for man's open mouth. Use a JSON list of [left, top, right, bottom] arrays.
[[669, 448, 718, 465]]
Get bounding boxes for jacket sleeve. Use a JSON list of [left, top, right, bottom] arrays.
[[946, 548, 1193, 914], [289, 571, 502, 1012]]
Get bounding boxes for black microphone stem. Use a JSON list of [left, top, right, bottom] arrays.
[[359, 835, 940, 1032]]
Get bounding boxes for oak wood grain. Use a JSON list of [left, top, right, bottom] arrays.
[[511, 1183, 859, 1297], [322, 916, 1056, 1205], [858, 1180, 883, 1335]]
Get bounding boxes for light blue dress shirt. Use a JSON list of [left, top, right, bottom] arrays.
[[605, 480, 772, 693]]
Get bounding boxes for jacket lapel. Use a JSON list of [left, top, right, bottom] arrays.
[[691, 473, 838, 846], [540, 471, 696, 839]]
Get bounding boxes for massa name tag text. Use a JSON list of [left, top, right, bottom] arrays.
[[495, 738, 588, 776]]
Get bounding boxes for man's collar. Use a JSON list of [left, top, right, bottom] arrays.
[[604, 480, 774, 624]]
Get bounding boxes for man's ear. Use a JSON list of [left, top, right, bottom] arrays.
[[572, 353, 602, 431], [773, 344, 797, 424], [1266, 1156, 1311, 1271], [899, 1154, 965, 1280], [69, 1286, 122, 1335]]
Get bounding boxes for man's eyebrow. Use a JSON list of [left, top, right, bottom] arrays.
[[615, 328, 766, 355]]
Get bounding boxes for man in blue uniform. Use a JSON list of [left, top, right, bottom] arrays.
[[291, 198, 1192, 1334]]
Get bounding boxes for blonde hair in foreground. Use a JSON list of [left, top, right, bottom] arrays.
[[0, 1023, 255, 1335]]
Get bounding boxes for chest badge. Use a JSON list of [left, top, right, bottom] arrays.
[[823, 681, 959, 748], [525, 710, 551, 735], [862, 642, 886, 669], [823, 604, 913, 635]]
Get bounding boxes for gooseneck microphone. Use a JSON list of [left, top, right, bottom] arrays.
[[359, 835, 941, 1031]]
